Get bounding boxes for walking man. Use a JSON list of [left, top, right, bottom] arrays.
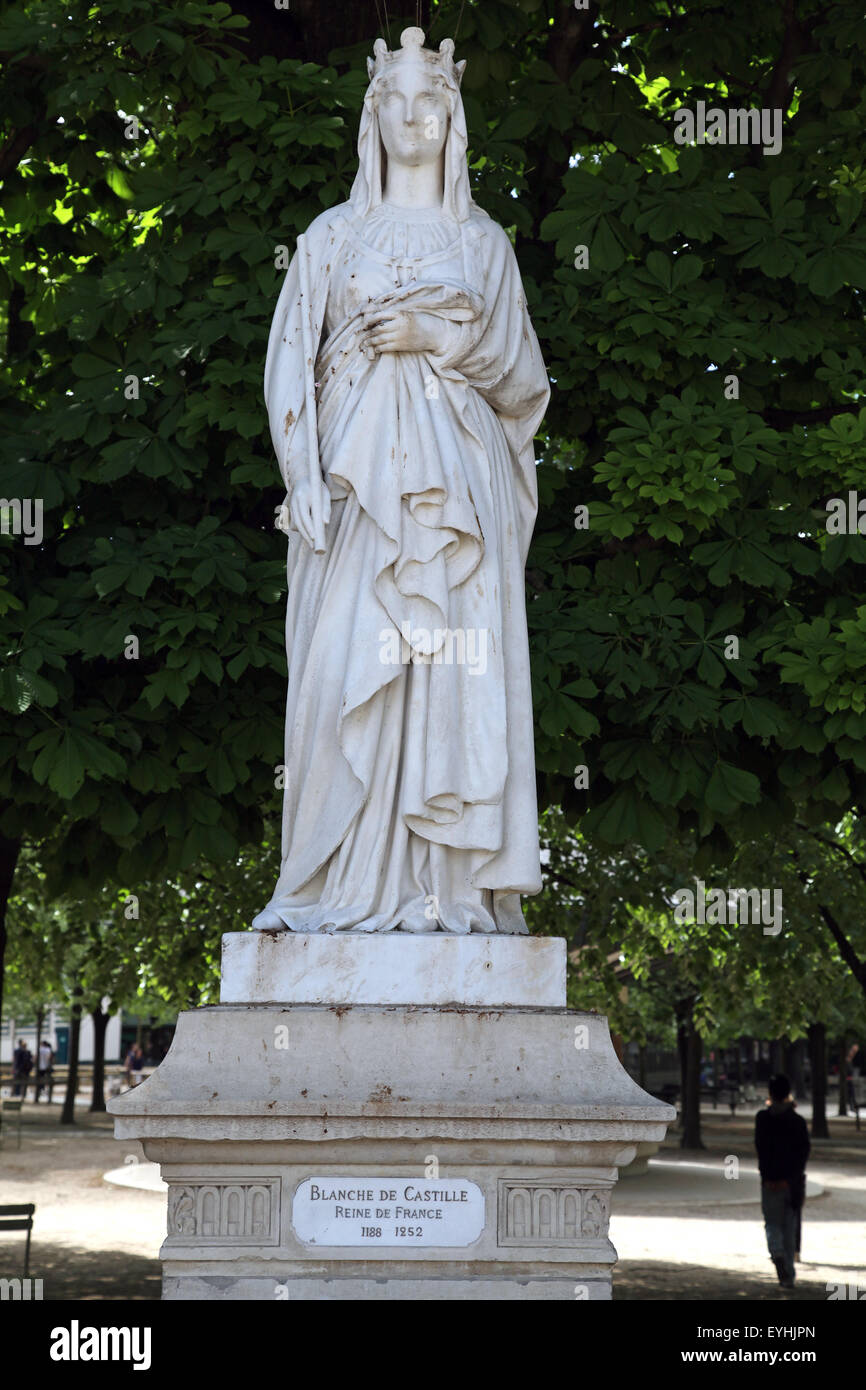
[[755, 1073, 810, 1288]]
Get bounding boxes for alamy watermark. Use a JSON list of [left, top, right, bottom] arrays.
[[826, 491, 866, 535], [0, 497, 43, 545], [49, 1322, 151, 1369], [0, 1277, 43, 1300], [379, 622, 488, 675], [673, 101, 782, 157], [672, 880, 783, 936]]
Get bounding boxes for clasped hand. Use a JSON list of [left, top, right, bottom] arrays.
[[291, 307, 456, 548], [360, 306, 453, 357]]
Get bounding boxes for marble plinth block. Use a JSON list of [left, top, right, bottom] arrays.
[[109, 941, 674, 1301], [220, 931, 566, 1007]]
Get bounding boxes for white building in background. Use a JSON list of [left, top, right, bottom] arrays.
[[1, 1010, 123, 1064]]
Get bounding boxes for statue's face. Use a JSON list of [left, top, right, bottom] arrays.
[[376, 58, 450, 167]]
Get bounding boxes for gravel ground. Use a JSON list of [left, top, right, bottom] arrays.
[[0, 1101, 863, 1301]]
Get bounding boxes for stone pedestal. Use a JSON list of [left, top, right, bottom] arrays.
[[109, 934, 674, 1300], [221, 930, 566, 1007]]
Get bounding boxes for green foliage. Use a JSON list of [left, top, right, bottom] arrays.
[[507, 1, 866, 851], [6, 824, 283, 1014], [528, 807, 866, 1040], [1, 0, 365, 890], [1, 0, 865, 915]]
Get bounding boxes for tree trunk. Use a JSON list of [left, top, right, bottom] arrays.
[[771, 1037, 785, 1074], [0, 830, 22, 1059], [789, 1037, 807, 1100], [808, 1022, 830, 1139], [61, 990, 82, 1126], [33, 1003, 44, 1101], [0, 830, 21, 1139], [676, 998, 704, 1149], [638, 1042, 646, 1090], [90, 1007, 110, 1112], [837, 1034, 848, 1117]]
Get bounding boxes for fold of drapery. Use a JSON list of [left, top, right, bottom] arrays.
[[318, 279, 486, 665], [261, 208, 549, 933], [271, 284, 508, 889]]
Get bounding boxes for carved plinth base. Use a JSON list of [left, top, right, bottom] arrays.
[[109, 997, 674, 1300]]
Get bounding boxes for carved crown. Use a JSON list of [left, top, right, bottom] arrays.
[[367, 27, 466, 86]]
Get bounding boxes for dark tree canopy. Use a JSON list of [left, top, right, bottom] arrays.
[[1, 0, 864, 911]]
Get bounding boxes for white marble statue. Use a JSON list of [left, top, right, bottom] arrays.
[[252, 27, 549, 935]]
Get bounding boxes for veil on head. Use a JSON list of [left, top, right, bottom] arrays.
[[349, 27, 476, 222]]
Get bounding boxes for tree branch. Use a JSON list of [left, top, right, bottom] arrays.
[[815, 900, 866, 989], [794, 823, 866, 893], [791, 851, 866, 992], [764, 0, 807, 113]]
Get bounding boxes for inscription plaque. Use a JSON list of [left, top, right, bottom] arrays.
[[292, 1177, 485, 1247]]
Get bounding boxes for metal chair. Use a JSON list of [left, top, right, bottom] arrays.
[[0, 1204, 35, 1278], [0, 1098, 24, 1149]]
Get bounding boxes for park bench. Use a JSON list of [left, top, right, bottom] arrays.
[[0, 1205, 34, 1278], [1, 1063, 133, 1103], [653, 1083, 742, 1112], [714, 1084, 742, 1114]]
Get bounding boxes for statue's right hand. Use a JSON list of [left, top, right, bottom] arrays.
[[290, 478, 331, 550]]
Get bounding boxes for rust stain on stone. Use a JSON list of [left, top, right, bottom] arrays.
[[284, 408, 295, 434]]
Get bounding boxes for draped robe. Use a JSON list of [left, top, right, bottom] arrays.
[[261, 199, 549, 933]]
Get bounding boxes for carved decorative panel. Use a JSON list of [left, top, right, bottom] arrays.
[[165, 1177, 280, 1246], [497, 1181, 610, 1247]]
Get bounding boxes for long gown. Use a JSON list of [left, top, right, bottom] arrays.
[[261, 197, 549, 933]]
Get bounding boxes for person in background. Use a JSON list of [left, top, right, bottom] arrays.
[[128, 1042, 144, 1086], [34, 1038, 54, 1103], [11, 1039, 33, 1098], [845, 1042, 860, 1125], [755, 1073, 810, 1288]]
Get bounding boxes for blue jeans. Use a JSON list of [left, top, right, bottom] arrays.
[[761, 1184, 796, 1280]]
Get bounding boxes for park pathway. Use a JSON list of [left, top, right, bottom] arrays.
[[0, 1103, 862, 1300]]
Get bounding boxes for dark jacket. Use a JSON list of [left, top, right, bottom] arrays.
[[755, 1101, 810, 1184]]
